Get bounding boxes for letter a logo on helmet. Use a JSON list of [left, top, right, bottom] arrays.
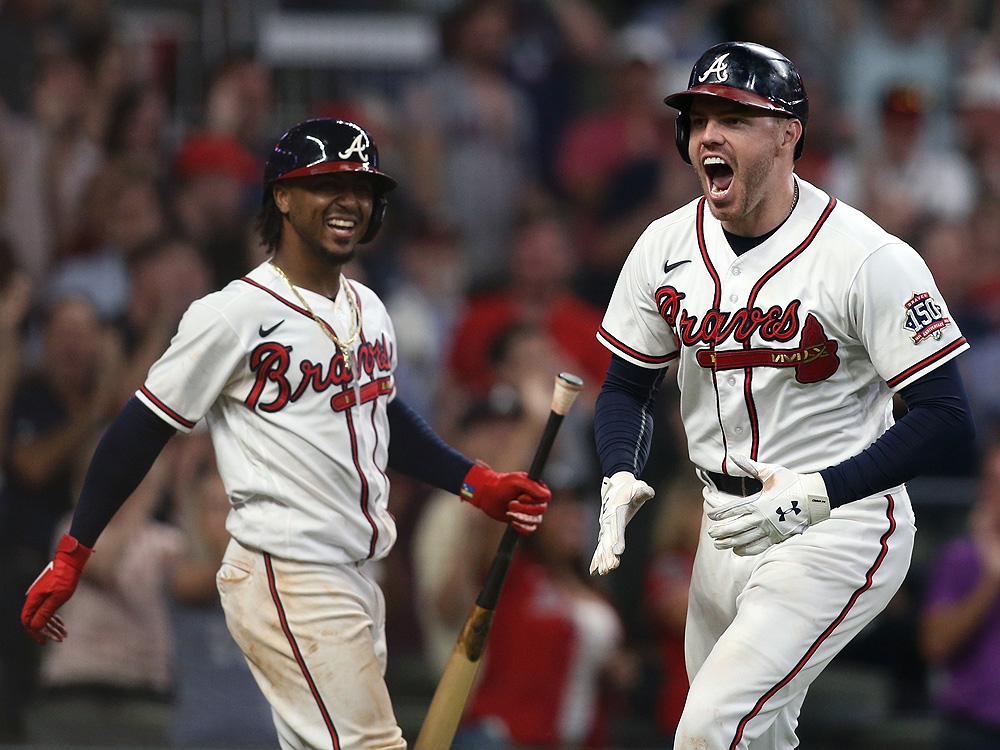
[[337, 132, 370, 163], [698, 52, 730, 83]]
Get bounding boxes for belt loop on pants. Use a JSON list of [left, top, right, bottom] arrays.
[[705, 471, 763, 497]]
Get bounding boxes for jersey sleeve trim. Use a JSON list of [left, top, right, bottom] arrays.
[[597, 326, 678, 366], [885, 337, 969, 389], [136, 386, 198, 431]]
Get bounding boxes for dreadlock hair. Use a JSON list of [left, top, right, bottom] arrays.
[[255, 188, 283, 254]]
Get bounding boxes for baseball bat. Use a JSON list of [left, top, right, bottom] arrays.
[[413, 372, 585, 750]]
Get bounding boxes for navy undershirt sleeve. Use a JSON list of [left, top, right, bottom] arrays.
[[820, 358, 975, 507], [70, 397, 177, 548], [594, 355, 668, 477], [387, 397, 473, 494]]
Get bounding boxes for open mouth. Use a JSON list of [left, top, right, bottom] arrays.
[[326, 216, 358, 238], [703, 156, 734, 198]]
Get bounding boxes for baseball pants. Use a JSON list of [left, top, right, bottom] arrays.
[[674, 486, 916, 750], [217, 539, 407, 750]]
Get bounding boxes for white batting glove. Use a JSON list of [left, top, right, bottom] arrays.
[[590, 471, 655, 575], [707, 454, 830, 556]]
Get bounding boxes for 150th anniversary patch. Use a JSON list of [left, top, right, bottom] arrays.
[[903, 292, 950, 343]]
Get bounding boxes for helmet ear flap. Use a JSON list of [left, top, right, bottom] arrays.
[[674, 112, 692, 165], [360, 192, 388, 244]]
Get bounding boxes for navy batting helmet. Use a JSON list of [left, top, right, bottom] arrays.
[[263, 118, 398, 243], [664, 42, 808, 164]]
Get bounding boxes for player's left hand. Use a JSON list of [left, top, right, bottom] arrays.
[[707, 454, 830, 556], [460, 462, 551, 534]]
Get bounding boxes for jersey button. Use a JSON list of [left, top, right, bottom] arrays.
[[728, 376, 736, 385], [729, 294, 738, 303], [732, 267, 741, 276], [734, 426, 744, 434]]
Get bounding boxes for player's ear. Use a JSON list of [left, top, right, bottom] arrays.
[[272, 183, 291, 214], [782, 118, 803, 154]]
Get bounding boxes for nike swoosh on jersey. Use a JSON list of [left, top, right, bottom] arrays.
[[259, 320, 284, 337], [663, 259, 691, 273]]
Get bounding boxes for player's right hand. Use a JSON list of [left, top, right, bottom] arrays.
[[590, 471, 655, 575], [21, 533, 93, 645], [460, 462, 551, 534]]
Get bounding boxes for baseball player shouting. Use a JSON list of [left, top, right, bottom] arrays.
[[21, 118, 551, 750], [590, 42, 975, 749]]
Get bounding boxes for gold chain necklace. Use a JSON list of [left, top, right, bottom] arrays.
[[269, 260, 361, 368], [788, 179, 800, 219]]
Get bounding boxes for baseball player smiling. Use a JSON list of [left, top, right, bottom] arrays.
[[590, 42, 976, 749], [21, 118, 552, 750]]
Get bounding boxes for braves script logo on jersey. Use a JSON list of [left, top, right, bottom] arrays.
[[655, 285, 840, 383], [246, 335, 392, 413], [903, 292, 950, 343], [698, 52, 731, 83]]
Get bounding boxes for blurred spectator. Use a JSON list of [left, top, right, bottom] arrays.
[[916, 219, 992, 344], [383, 217, 467, 426], [169, 129, 260, 288], [411, 395, 524, 677], [203, 55, 278, 157], [103, 82, 171, 177], [554, 23, 694, 307], [0, 294, 121, 742], [486, 321, 600, 490], [414, 328, 590, 674], [838, 0, 955, 151], [826, 82, 974, 244], [0, 241, 33, 467], [38, 444, 183, 745], [956, 63, 1000, 163], [402, 0, 543, 290], [0, 53, 103, 283], [506, 0, 610, 190], [920, 438, 1000, 749], [168, 431, 278, 748], [454, 484, 636, 749], [48, 163, 167, 321], [0, 242, 33, 742], [114, 235, 214, 407], [643, 469, 704, 744], [446, 209, 610, 403], [0, 0, 68, 114], [81, 26, 135, 150]]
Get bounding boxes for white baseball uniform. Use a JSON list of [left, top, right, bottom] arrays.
[[598, 176, 968, 749], [138, 260, 406, 750]]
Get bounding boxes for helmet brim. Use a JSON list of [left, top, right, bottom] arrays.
[[271, 161, 398, 192], [664, 84, 797, 118]]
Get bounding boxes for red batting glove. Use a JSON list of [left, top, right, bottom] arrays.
[[460, 462, 551, 534], [21, 533, 93, 645]]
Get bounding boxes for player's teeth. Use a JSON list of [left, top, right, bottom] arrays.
[[704, 157, 726, 166]]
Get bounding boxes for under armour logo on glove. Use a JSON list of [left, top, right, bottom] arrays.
[[708, 455, 830, 556], [775, 501, 801, 522]]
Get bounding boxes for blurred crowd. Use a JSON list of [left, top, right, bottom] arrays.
[[3, 0, 1000, 747]]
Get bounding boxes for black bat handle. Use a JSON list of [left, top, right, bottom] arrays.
[[475, 409, 566, 610]]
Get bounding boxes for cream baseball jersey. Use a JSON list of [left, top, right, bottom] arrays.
[[598, 177, 969, 476], [136, 261, 398, 564]]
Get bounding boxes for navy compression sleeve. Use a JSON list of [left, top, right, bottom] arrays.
[[820, 358, 975, 507], [387, 398, 473, 494], [69, 397, 177, 547], [594, 355, 668, 476]]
